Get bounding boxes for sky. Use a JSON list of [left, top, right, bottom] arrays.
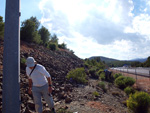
[[0, 0, 150, 60]]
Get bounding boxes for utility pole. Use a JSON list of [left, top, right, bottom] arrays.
[[2, 0, 20, 113]]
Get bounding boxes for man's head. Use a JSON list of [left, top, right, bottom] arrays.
[[26, 57, 36, 68]]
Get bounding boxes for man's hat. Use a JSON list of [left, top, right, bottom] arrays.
[[26, 57, 36, 67]]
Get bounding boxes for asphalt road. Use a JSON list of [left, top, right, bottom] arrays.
[[112, 67, 150, 77]]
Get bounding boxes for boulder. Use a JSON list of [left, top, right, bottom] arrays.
[[65, 96, 72, 103], [27, 100, 35, 111]]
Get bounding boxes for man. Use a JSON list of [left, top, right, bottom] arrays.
[[26, 57, 56, 113]]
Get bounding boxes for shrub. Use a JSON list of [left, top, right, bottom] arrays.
[[97, 69, 104, 75], [124, 87, 135, 95], [89, 67, 98, 79], [49, 43, 57, 51], [58, 43, 67, 49], [20, 58, 26, 68], [99, 72, 105, 81], [127, 92, 150, 113], [0, 16, 4, 40], [113, 73, 122, 79], [125, 77, 136, 86], [115, 76, 135, 89], [89, 67, 97, 74], [93, 91, 99, 97], [84, 62, 90, 68], [94, 72, 100, 79], [98, 81, 107, 92], [21, 58, 26, 64], [66, 68, 87, 84], [57, 108, 73, 113]]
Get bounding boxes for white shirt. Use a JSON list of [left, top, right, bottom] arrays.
[[26, 64, 50, 87]]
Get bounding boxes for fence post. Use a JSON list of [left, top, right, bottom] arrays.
[[135, 68, 137, 82], [149, 70, 150, 81]]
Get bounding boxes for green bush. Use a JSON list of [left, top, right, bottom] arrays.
[[84, 62, 90, 68], [99, 72, 105, 81], [20, 58, 26, 68], [113, 73, 122, 79], [89, 67, 97, 74], [89, 67, 98, 79], [115, 76, 135, 89], [57, 108, 73, 113], [21, 58, 26, 64], [49, 43, 57, 51], [97, 69, 104, 75], [98, 81, 107, 92], [93, 91, 99, 97], [124, 77, 136, 86], [84, 58, 105, 70], [58, 42, 67, 49], [0, 16, 4, 40], [66, 68, 87, 84], [124, 87, 135, 95], [127, 92, 150, 113]]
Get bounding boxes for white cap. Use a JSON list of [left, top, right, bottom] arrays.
[[26, 57, 36, 67]]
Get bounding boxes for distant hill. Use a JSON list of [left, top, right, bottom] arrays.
[[129, 58, 147, 63], [88, 56, 142, 67], [89, 56, 147, 63], [89, 56, 120, 63]]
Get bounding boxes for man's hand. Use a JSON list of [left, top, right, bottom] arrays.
[[48, 86, 53, 94], [28, 88, 32, 95]]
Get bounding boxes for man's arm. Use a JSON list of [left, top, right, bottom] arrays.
[[47, 77, 52, 86], [28, 78, 32, 94], [47, 77, 53, 94]]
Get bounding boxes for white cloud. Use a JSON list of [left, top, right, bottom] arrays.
[[125, 14, 150, 40], [58, 31, 146, 60], [133, 14, 150, 38], [38, 0, 150, 59]]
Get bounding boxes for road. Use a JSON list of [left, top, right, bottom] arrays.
[[112, 67, 150, 77]]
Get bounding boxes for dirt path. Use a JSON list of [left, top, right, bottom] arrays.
[[55, 79, 128, 113]]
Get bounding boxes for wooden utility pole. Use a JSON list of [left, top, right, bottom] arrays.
[[2, 0, 20, 112]]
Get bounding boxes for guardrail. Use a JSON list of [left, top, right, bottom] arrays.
[[111, 67, 150, 78]]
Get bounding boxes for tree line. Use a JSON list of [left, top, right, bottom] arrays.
[[107, 57, 150, 67], [0, 16, 4, 40], [0, 16, 69, 51]]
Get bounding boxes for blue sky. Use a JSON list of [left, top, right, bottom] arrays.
[[1, 0, 150, 60]]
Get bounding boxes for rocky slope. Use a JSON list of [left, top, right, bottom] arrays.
[[0, 40, 84, 112], [0, 40, 129, 113]]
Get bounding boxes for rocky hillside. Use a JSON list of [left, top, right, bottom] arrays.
[[20, 41, 83, 81], [0, 40, 84, 112]]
